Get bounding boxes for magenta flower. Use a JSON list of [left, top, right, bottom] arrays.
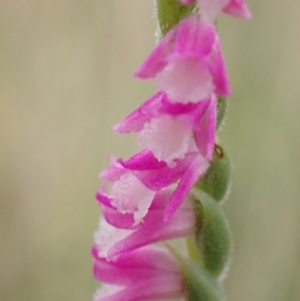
[[94, 189, 196, 259], [100, 146, 208, 221], [135, 16, 230, 103], [179, 0, 252, 22], [113, 92, 217, 163], [92, 245, 184, 301]]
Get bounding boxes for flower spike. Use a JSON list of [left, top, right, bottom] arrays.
[[92, 1, 252, 300]]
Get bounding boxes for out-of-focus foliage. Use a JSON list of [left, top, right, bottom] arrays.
[[1, 1, 300, 301]]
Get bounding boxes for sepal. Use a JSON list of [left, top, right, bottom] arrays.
[[191, 189, 231, 277], [195, 145, 231, 203]]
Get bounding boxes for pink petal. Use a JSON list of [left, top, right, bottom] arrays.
[[100, 164, 126, 182], [118, 150, 187, 191], [135, 28, 175, 79], [113, 91, 208, 135], [154, 18, 218, 103], [131, 157, 188, 191], [194, 96, 217, 160], [105, 191, 195, 258], [93, 276, 183, 301], [165, 153, 209, 219], [185, 98, 210, 131], [108, 206, 195, 258], [197, 0, 252, 22], [172, 16, 215, 58], [223, 0, 252, 19], [119, 149, 167, 170], [198, 0, 229, 23], [94, 219, 133, 258], [112, 92, 163, 134], [101, 149, 188, 196], [125, 150, 203, 192], [100, 155, 127, 182], [92, 245, 180, 277], [93, 253, 173, 286], [160, 94, 199, 115], [96, 190, 136, 229], [92, 246, 184, 301], [134, 16, 230, 101], [207, 35, 231, 96], [135, 17, 216, 81], [97, 189, 170, 230]]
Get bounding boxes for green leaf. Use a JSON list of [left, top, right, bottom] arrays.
[[195, 145, 231, 203], [166, 244, 224, 301], [191, 190, 231, 277]]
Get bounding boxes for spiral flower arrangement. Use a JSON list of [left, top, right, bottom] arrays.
[[91, 1, 251, 300]]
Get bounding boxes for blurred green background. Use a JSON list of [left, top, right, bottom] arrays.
[[1, 1, 300, 301]]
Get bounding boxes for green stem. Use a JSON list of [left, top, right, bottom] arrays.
[[156, 0, 195, 37], [216, 97, 228, 130]]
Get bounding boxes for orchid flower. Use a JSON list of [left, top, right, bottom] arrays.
[[92, 245, 184, 301], [94, 189, 195, 259], [100, 146, 208, 221], [114, 91, 217, 163], [135, 16, 231, 103]]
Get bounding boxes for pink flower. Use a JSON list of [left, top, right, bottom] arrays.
[[92, 245, 184, 301], [94, 189, 196, 259], [113, 92, 217, 163], [178, 0, 252, 22], [135, 16, 230, 103], [100, 147, 208, 221]]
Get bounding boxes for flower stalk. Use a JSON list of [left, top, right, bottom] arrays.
[[91, 1, 252, 300]]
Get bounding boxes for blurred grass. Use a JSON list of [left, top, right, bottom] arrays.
[[1, 1, 300, 301]]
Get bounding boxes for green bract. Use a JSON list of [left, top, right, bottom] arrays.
[[191, 190, 231, 277], [195, 145, 231, 203]]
